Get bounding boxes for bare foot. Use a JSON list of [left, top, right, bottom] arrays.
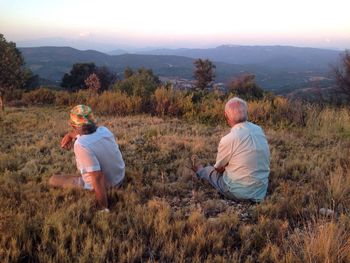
[[191, 155, 203, 172]]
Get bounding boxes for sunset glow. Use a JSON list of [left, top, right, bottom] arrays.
[[0, 0, 349, 49]]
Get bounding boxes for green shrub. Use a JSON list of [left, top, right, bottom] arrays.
[[115, 67, 160, 99]]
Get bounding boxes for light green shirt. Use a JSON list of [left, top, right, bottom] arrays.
[[214, 122, 270, 201]]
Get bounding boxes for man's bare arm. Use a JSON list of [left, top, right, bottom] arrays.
[[61, 130, 79, 150], [89, 171, 108, 209], [215, 166, 226, 173]]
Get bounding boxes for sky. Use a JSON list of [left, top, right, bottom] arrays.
[[0, 0, 349, 51]]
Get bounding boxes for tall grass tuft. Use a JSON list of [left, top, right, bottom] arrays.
[[287, 222, 350, 263]]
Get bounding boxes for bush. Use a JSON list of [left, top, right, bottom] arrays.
[[153, 87, 194, 117], [12, 85, 345, 131], [227, 74, 264, 101], [88, 91, 142, 116], [304, 105, 350, 136], [22, 87, 56, 105], [115, 68, 160, 99], [248, 97, 305, 127], [196, 96, 225, 125], [247, 99, 273, 124], [69, 90, 91, 106], [4, 89, 23, 102], [54, 90, 71, 106]]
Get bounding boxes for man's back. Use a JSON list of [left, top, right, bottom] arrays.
[[74, 126, 125, 188], [215, 121, 270, 201]]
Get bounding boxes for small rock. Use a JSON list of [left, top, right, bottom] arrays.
[[182, 198, 190, 203], [172, 197, 180, 204], [208, 217, 219, 223], [241, 212, 249, 218], [319, 208, 335, 217]]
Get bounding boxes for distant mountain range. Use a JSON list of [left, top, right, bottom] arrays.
[[139, 45, 341, 71], [17, 37, 124, 53], [19, 45, 342, 93]]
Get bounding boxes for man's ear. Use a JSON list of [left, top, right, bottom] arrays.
[[224, 112, 230, 122], [224, 112, 234, 127], [71, 125, 80, 135]]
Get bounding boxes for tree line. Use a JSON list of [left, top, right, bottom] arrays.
[[1, 33, 350, 112]]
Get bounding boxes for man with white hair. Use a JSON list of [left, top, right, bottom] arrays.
[[191, 97, 270, 202]]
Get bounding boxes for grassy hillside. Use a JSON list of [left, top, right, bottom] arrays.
[[1, 106, 350, 262]]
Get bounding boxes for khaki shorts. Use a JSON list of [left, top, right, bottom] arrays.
[[197, 166, 239, 201], [78, 176, 124, 190]]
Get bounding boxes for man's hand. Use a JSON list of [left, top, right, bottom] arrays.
[[89, 171, 108, 209], [215, 166, 226, 173], [61, 131, 78, 150]]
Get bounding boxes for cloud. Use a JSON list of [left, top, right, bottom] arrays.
[[78, 31, 90, 37]]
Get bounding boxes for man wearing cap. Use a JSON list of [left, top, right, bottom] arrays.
[[49, 105, 125, 211]]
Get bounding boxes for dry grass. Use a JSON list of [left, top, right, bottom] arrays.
[[287, 221, 350, 263], [1, 106, 350, 262]]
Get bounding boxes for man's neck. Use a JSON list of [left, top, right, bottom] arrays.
[[231, 120, 246, 128]]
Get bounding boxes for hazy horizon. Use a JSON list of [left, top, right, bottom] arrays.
[[1, 0, 349, 51], [13, 36, 348, 53]]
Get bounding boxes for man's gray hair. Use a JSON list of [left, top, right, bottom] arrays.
[[224, 97, 248, 123]]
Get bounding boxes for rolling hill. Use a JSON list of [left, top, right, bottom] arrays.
[[139, 45, 341, 71], [20, 46, 339, 93]]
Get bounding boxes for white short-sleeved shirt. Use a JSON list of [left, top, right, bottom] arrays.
[[214, 122, 270, 201], [74, 126, 125, 189]]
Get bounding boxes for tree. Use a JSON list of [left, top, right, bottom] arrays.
[[23, 69, 40, 91], [193, 59, 216, 91], [61, 63, 116, 92], [124, 66, 134, 79], [61, 63, 96, 91], [96, 66, 117, 92], [115, 67, 160, 98], [85, 73, 101, 93], [0, 34, 26, 111], [228, 74, 264, 101], [333, 50, 350, 102]]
